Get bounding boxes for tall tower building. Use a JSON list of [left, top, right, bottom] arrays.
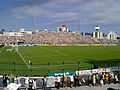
[[92, 26, 103, 39]]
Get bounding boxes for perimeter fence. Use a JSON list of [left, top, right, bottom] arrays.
[[0, 60, 120, 76]]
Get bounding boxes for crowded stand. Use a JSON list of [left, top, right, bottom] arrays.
[[0, 31, 116, 45]]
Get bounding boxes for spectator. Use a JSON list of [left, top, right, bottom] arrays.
[[100, 73, 104, 85], [24, 75, 29, 90], [69, 74, 74, 88], [29, 79, 33, 90], [74, 74, 79, 87], [32, 79, 37, 90], [14, 75, 19, 84], [2, 74, 8, 87], [8, 74, 14, 84], [104, 72, 109, 85], [114, 73, 119, 83], [92, 74, 96, 86], [42, 75, 47, 89], [56, 75, 61, 89]]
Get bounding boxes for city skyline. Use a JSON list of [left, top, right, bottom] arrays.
[[0, 0, 120, 35]]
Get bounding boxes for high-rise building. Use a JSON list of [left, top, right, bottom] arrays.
[[92, 26, 103, 39]]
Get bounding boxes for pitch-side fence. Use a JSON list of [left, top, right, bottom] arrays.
[[0, 61, 120, 76]]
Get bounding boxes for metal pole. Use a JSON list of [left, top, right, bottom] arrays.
[[78, 62, 80, 76], [29, 61, 32, 76], [13, 62, 16, 75], [118, 63, 119, 74], [30, 63, 32, 75], [78, 19, 80, 32], [48, 62, 50, 73], [62, 62, 64, 72]]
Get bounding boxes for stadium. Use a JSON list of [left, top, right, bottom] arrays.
[[0, 26, 120, 76], [1, 0, 120, 89], [0, 25, 120, 89]]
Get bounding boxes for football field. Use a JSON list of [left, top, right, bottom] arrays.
[[0, 46, 120, 76]]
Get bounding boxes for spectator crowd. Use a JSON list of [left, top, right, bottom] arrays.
[[1, 71, 120, 90], [0, 31, 106, 45]]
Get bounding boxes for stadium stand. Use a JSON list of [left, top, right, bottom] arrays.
[[0, 31, 114, 45]]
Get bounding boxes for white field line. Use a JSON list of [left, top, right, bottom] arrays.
[[17, 47, 30, 69]]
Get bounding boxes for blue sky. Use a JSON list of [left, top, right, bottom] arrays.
[[0, 0, 120, 35]]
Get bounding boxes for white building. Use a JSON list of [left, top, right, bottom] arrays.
[[2, 28, 32, 37], [58, 25, 70, 32], [92, 26, 103, 39], [19, 28, 32, 34], [107, 31, 118, 40], [19, 28, 25, 33]]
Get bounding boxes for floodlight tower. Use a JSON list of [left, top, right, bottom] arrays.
[[32, 16, 35, 30], [75, 19, 80, 34], [78, 19, 80, 32]]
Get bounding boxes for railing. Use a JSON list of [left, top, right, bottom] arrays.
[[0, 61, 120, 76]]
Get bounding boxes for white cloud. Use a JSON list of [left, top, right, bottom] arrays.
[[12, 4, 79, 19], [12, 0, 120, 25], [12, 6, 43, 16], [13, 14, 26, 19]]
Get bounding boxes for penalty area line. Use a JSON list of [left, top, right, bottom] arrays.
[[17, 49, 30, 69]]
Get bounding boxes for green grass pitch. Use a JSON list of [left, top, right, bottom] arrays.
[[0, 46, 120, 76]]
